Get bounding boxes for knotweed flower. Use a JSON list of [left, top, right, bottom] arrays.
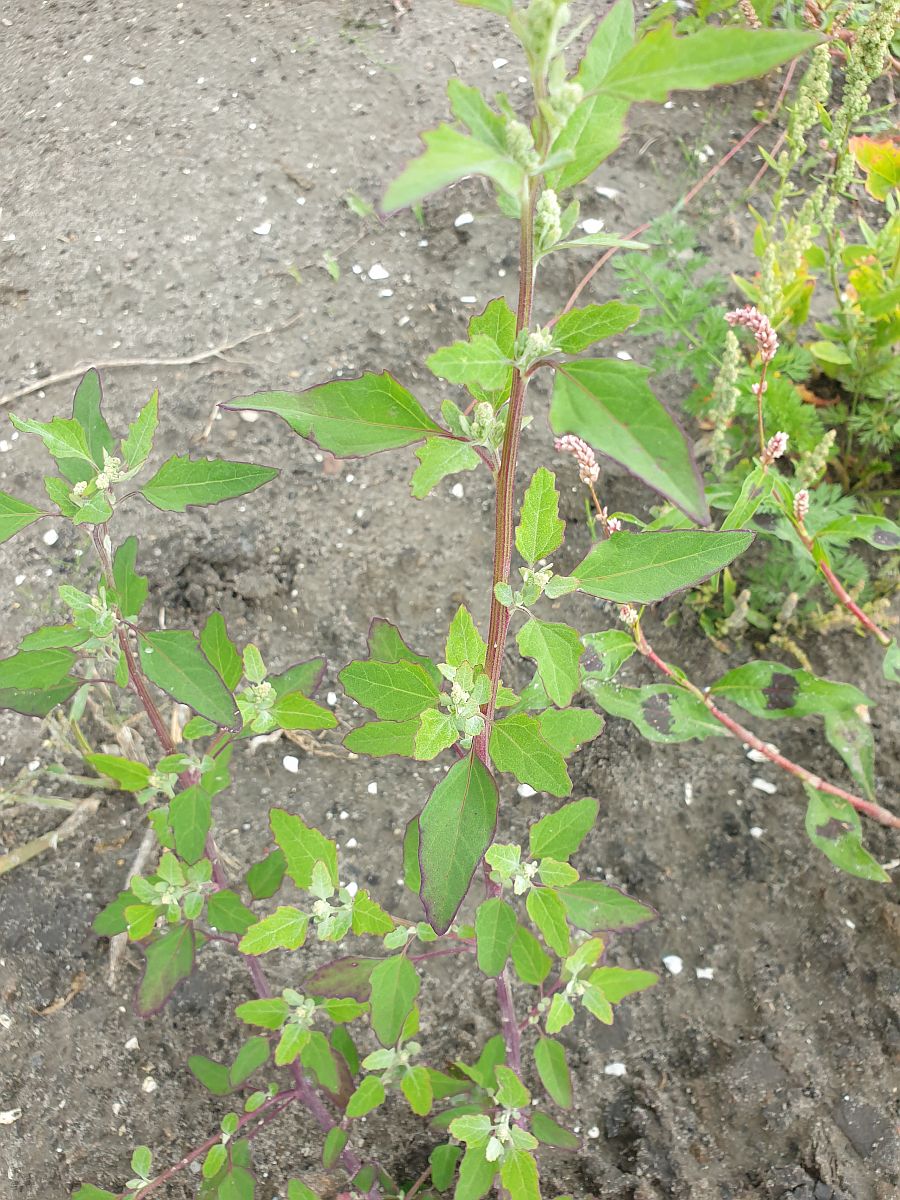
[[793, 489, 810, 523], [725, 305, 778, 363], [555, 434, 599, 485], [761, 431, 789, 466]]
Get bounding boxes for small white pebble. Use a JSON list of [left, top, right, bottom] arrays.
[[368, 263, 389, 280], [746, 748, 768, 763], [844, 918, 856, 930], [450, 483, 465, 499], [454, 212, 474, 227], [252, 221, 272, 236], [750, 826, 764, 839], [352, 264, 363, 274], [327, 691, 338, 707], [0, 1014, 11, 1030], [459, 295, 477, 304], [594, 186, 620, 200], [683, 781, 693, 806], [0, 1109, 22, 1125], [129, 76, 144, 87], [378, 288, 393, 298], [516, 784, 536, 798], [695, 967, 715, 981], [282, 755, 300, 774], [141, 1077, 157, 1094], [586, 1125, 600, 1138], [492, 57, 508, 69], [580, 218, 604, 234], [345, 881, 359, 898], [14, 574, 25, 586], [42, 529, 59, 546], [367, 782, 378, 795], [615, 350, 633, 361], [751, 777, 777, 795], [664, 100, 675, 109], [604, 1062, 627, 1076], [125, 1036, 139, 1051], [662, 955, 683, 976], [339, 810, 349, 820], [238, 410, 260, 424], [345, 837, 358, 849], [27, 759, 40, 772]]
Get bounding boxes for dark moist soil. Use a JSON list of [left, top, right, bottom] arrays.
[[1, 3, 898, 1199]]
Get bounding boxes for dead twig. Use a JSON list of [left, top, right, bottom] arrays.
[[0, 313, 304, 409], [107, 824, 157, 988], [0, 797, 100, 877], [35, 970, 87, 1016]]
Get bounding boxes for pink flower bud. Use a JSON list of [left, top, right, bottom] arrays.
[[607, 516, 623, 533], [761, 430, 789, 465], [555, 433, 599, 484], [793, 489, 810, 522], [618, 604, 639, 628], [725, 305, 778, 363], [751, 381, 768, 397]]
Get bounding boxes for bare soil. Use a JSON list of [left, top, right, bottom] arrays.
[[1, 3, 897, 1199]]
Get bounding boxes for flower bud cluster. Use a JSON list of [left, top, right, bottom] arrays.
[[554, 433, 599, 484], [760, 431, 789, 466], [535, 189, 562, 253], [709, 330, 741, 474], [793, 488, 810, 523], [504, 119, 540, 172], [458, 402, 505, 453], [795, 428, 836, 488], [437, 661, 489, 741], [516, 325, 558, 371], [725, 305, 779, 363]]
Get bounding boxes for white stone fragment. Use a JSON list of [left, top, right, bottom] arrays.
[[346, 881, 359, 897], [125, 1036, 139, 1050], [367, 782, 378, 795], [42, 529, 59, 546], [580, 218, 604, 234], [129, 76, 144, 86], [339, 810, 349, 820], [594, 186, 620, 200], [517, 784, 537, 798], [141, 1077, 157, 1093], [662, 954, 683, 976], [616, 350, 633, 361], [459, 295, 477, 304], [327, 691, 338, 707], [750, 826, 764, 839], [844, 918, 856, 930], [252, 221, 272, 236], [238, 410, 260, 423], [282, 755, 300, 774], [450, 483, 465, 499], [345, 837, 358, 849], [684, 781, 693, 806], [746, 748, 768, 763], [0, 1014, 11, 1030], [0, 1109, 22, 1125], [492, 57, 508, 69], [604, 1062, 627, 1076], [751, 777, 777, 795], [454, 212, 474, 227], [368, 263, 390, 280], [695, 967, 715, 980], [586, 1125, 600, 1138]]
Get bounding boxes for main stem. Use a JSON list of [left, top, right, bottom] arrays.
[[90, 528, 375, 1194], [474, 184, 538, 1083]]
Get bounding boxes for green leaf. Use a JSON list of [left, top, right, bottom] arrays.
[[526, 887, 570, 956], [367, 618, 441, 685], [369, 954, 421, 1047], [536, 709, 603, 758], [556, 881, 655, 931], [816, 513, 900, 552], [489, 713, 572, 797], [188, 1054, 232, 1095], [547, 0, 634, 190], [273, 691, 337, 731], [403, 816, 422, 893], [590, 966, 658, 1004], [169, 786, 211, 864], [71, 491, 113, 526], [302, 1031, 342, 1094], [551, 360, 709, 523], [218, 1166, 255, 1200], [494, 1065, 531, 1110], [531, 1110, 579, 1149], [230, 1037, 270, 1085], [501, 1150, 540, 1200], [553, 302, 641, 354], [322, 1127, 348, 1169], [136, 924, 195, 1015], [475, 897, 518, 976], [571, 530, 753, 603], [529, 796, 599, 861], [402, 1064, 434, 1115], [516, 468, 564, 565], [457, 0, 512, 13], [305, 956, 381, 1001], [510, 926, 552, 985], [351, 890, 395, 936], [534, 1037, 572, 1108], [721, 464, 774, 531], [455, 1145, 497, 1200], [207, 889, 256, 935], [383, 124, 524, 212], [85, 753, 152, 792], [516, 620, 583, 708], [0, 679, 80, 718], [600, 25, 821, 103], [415, 707, 460, 760], [111, 536, 148, 620], [0, 490, 43, 545], [411, 438, 481, 499], [427, 335, 511, 392], [44, 475, 79, 518], [203, 1145, 228, 1181], [227, 372, 441, 457], [884, 641, 900, 684], [270, 808, 338, 889], [339, 658, 440, 720], [804, 786, 889, 882], [430, 1143, 462, 1191], [446, 605, 488, 670], [0, 647, 75, 690], [20, 625, 87, 651], [346, 1074, 386, 1118], [713, 665, 874, 722], [418, 754, 500, 933], [467, 296, 517, 405], [121, 392, 158, 470], [246, 849, 286, 900], [10, 414, 97, 477], [446, 78, 503, 149], [287, 1181, 321, 1200], [139, 630, 239, 728], [73, 1187, 119, 1200], [238, 906, 309, 954], [140, 456, 278, 512], [199, 613, 243, 691], [546, 993, 575, 1033], [585, 678, 724, 743], [344, 719, 419, 758]]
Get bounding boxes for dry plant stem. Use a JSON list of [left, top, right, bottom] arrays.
[[0, 796, 100, 877], [0, 313, 304, 408], [634, 625, 900, 828], [88, 529, 378, 1195]]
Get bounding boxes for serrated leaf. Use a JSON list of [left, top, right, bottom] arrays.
[[455, 1144, 497, 1200], [553, 302, 641, 354], [136, 924, 195, 1015], [600, 25, 821, 103], [516, 468, 564, 565], [346, 1074, 386, 1118], [246, 849, 286, 900], [415, 707, 460, 760], [572, 529, 753, 603], [238, 906, 309, 954], [427, 334, 511, 393], [10, 414, 97, 477], [122, 392, 158, 470], [273, 691, 337, 731], [418, 753, 499, 933], [188, 1054, 232, 1095], [351, 890, 394, 936], [71, 490, 113, 526], [344, 719, 419, 758], [468, 295, 516, 405], [526, 887, 570, 956], [339, 658, 440, 720], [383, 124, 524, 212], [529, 796, 599, 860], [430, 1143, 462, 1191], [199, 613, 242, 691], [140, 456, 277, 512], [138, 630, 239, 728], [0, 490, 43, 545], [269, 807, 338, 889], [516, 620, 583, 708], [500, 1149, 540, 1200], [411, 438, 481, 499], [112, 536, 148, 620], [169, 785, 211, 864], [446, 605, 488, 670], [490, 713, 571, 797], [448, 78, 506, 150], [510, 925, 552, 985], [369, 954, 420, 1047], [556, 881, 654, 931], [0, 647, 75, 690], [85, 753, 152, 792], [534, 1037, 572, 1108], [475, 897, 518, 976], [276, 1023, 312, 1066], [551, 360, 708, 522], [207, 889, 255, 935], [536, 708, 603, 758], [590, 966, 658, 1004], [804, 786, 889, 882], [226, 372, 441, 457], [402, 1064, 434, 1115]]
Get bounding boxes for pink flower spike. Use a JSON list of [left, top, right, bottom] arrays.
[[725, 304, 778, 363], [618, 604, 639, 628], [761, 430, 789, 465], [555, 433, 600, 484], [607, 516, 623, 533], [793, 489, 810, 522]]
